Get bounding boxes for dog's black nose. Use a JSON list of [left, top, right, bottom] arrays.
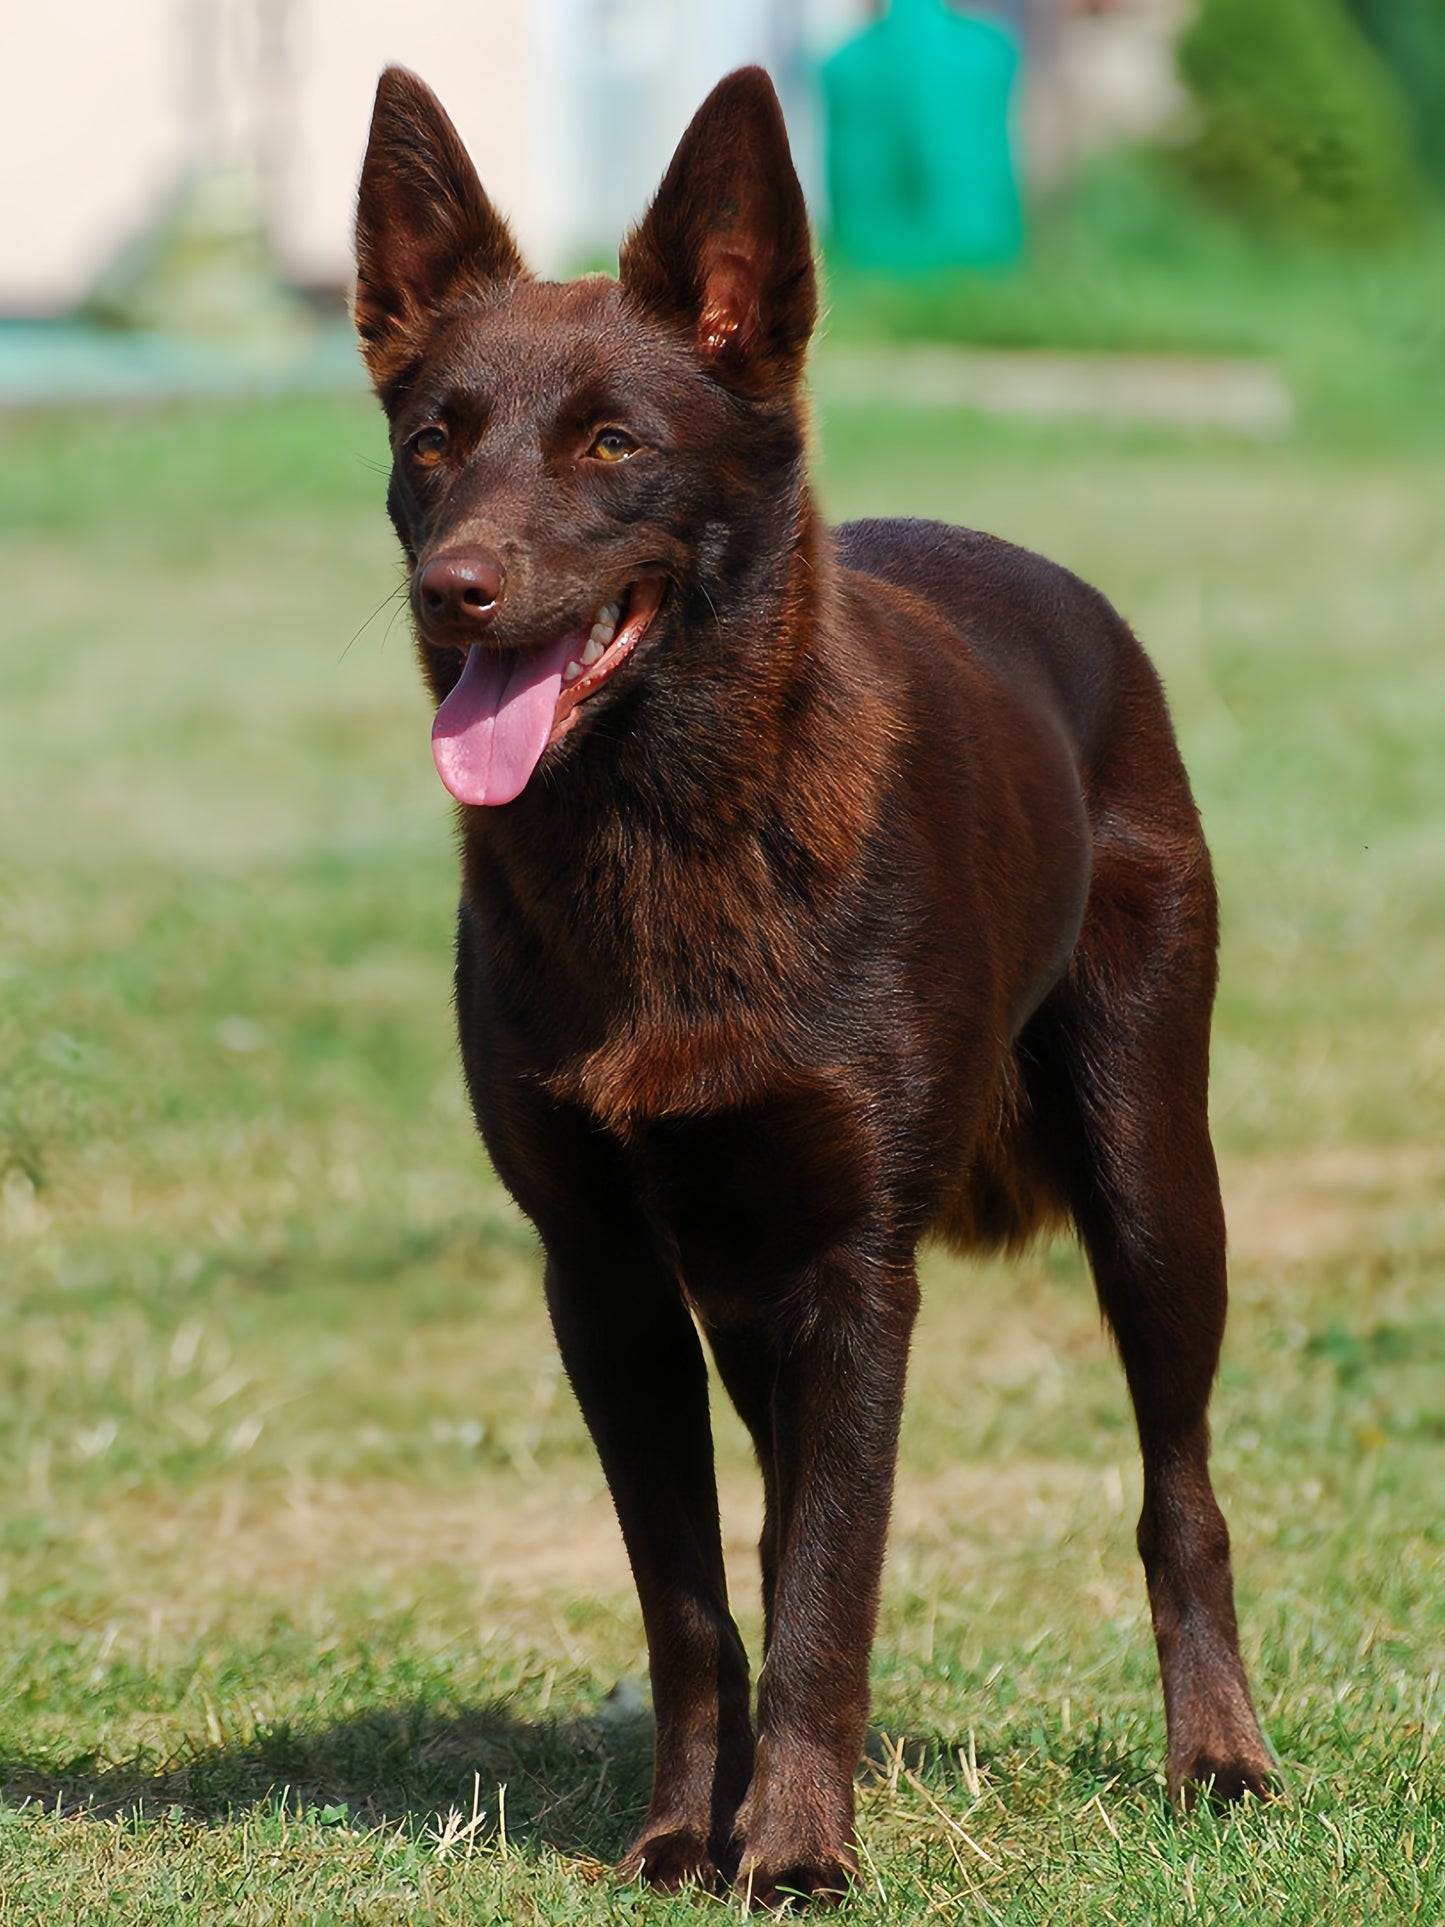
[[414, 552, 506, 636]]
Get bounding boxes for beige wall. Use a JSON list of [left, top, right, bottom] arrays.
[[0, 0, 536, 313], [0, 3, 188, 312], [0, 0, 868, 316], [278, 0, 534, 288]]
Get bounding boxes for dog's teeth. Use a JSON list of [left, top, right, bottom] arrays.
[[582, 634, 607, 665], [563, 660, 584, 682], [600, 600, 622, 626]]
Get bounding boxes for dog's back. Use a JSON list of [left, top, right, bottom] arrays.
[[841, 517, 1142, 767]]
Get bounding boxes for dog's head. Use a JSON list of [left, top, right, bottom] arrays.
[[354, 66, 817, 807]]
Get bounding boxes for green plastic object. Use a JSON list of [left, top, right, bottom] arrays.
[[823, 0, 1024, 272]]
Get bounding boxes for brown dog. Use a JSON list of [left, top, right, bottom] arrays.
[[353, 64, 1272, 1905]]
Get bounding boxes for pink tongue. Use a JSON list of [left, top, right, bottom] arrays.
[[430, 636, 580, 806]]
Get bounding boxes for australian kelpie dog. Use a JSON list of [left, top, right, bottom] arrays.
[[354, 64, 1271, 1905]]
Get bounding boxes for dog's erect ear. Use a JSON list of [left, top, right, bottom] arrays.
[[619, 67, 816, 389], [354, 67, 525, 391]]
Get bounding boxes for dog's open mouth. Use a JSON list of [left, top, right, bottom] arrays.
[[430, 578, 664, 807]]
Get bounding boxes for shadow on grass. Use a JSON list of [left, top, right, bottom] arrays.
[[0, 1700, 655, 1862], [0, 1702, 1161, 1862]]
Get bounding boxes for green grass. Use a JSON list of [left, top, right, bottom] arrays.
[[1, 383, 1443, 1920]]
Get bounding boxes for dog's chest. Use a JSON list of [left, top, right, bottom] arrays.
[[477, 824, 820, 1129]]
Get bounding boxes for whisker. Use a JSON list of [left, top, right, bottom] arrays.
[[381, 597, 412, 654], [339, 582, 407, 663]]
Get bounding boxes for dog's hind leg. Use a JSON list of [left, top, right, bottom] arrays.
[[542, 1231, 755, 1888], [1039, 826, 1273, 1804]]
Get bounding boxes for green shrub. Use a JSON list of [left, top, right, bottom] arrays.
[[1176, 0, 1425, 242], [1347, 0, 1445, 188]]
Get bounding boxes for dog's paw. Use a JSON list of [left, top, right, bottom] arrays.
[[618, 1824, 723, 1893], [1165, 1672, 1274, 1808], [732, 1740, 858, 1908], [735, 1842, 859, 1903], [1169, 1734, 1274, 1807], [735, 1835, 857, 1912]]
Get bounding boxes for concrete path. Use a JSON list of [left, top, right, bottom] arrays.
[[814, 342, 1293, 436]]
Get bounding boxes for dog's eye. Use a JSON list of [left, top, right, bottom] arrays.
[[408, 425, 450, 466], [587, 429, 638, 464]]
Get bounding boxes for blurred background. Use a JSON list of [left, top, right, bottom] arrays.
[[3, 0, 1444, 436], [1, 4, 1443, 1911], [4, 0, 1443, 418]]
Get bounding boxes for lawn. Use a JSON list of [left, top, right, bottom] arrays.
[[0, 365, 1443, 1922]]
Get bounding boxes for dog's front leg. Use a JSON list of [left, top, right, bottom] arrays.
[[542, 1243, 754, 1892], [730, 1252, 920, 1909]]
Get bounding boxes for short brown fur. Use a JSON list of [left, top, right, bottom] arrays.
[[354, 64, 1272, 1907]]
